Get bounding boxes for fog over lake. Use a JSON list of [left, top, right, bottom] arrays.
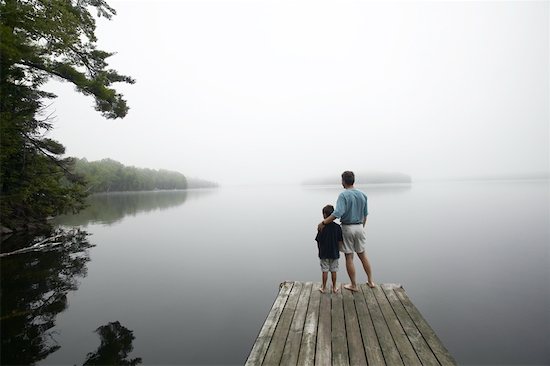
[[1, 180, 546, 365], [46, 0, 548, 186]]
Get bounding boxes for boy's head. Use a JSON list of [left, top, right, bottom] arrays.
[[341, 171, 355, 187], [322, 204, 334, 219]]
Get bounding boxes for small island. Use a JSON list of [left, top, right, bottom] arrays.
[[302, 171, 412, 186]]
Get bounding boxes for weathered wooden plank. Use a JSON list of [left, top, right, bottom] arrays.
[[248, 282, 456, 366], [342, 286, 367, 366], [372, 286, 421, 365], [353, 289, 385, 366], [315, 290, 332, 366], [280, 282, 313, 366], [297, 282, 321, 366], [395, 287, 457, 366], [360, 284, 404, 366], [382, 284, 440, 366], [245, 282, 294, 366], [263, 282, 303, 365], [331, 285, 349, 366]]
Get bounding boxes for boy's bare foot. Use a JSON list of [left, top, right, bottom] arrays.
[[344, 284, 359, 292], [367, 282, 376, 288], [332, 286, 340, 294], [319, 287, 326, 293]]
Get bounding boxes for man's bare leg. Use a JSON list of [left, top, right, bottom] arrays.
[[357, 251, 376, 288], [320, 272, 328, 293], [344, 253, 359, 292], [331, 272, 339, 293]]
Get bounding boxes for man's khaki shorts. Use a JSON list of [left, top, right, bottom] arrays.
[[340, 224, 367, 254]]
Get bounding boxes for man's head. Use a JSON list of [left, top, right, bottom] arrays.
[[341, 171, 355, 187], [322, 204, 334, 219]]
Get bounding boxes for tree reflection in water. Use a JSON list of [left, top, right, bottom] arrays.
[[0, 228, 93, 365], [55, 190, 190, 227], [83, 321, 142, 365]]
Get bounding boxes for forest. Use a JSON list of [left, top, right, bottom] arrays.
[[73, 158, 217, 193], [73, 158, 188, 193]]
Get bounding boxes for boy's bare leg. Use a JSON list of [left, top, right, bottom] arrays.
[[320, 272, 328, 293], [331, 272, 339, 293], [357, 251, 376, 288], [344, 253, 359, 292]]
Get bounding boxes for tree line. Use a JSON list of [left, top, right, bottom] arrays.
[[73, 158, 190, 193]]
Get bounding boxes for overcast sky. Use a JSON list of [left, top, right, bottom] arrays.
[[46, 0, 549, 185]]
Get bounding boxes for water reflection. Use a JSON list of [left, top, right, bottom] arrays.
[[0, 229, 93, 365], [0, 228, 52, 254], [84, 321, 141, 366], [55, 189, 216, 226]]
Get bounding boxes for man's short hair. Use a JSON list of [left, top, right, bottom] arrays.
[[341, 171, 355, 185], [322, 204, 334, 217]]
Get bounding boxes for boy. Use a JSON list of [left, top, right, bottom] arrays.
[[315, 204, 344, 293]]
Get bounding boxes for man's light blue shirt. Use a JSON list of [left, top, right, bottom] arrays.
[[332, 188, 368, 224]]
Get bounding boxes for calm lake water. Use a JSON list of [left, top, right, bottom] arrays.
[[1, 180, 549, 365]]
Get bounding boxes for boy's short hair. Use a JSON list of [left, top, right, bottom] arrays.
[[341, 171, 355, 185], [322, 204, 334, 217]]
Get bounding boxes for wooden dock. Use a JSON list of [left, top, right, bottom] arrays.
[[246, 282, 456, 366]]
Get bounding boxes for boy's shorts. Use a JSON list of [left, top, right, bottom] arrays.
[[320, 258, 339, 272], [341, 224, 367, 254]]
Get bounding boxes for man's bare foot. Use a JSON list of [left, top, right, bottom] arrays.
[[367, 282, 376, 288], [319, 287, 326, 293], [344, 284, 359, 292], [332, 286, 340, 294]]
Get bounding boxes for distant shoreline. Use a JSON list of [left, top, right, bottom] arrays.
[[301, 171, 412, 186], [419, 174, 549, 183], [88, 187, 219, 196], [302, 172, 548, 186]]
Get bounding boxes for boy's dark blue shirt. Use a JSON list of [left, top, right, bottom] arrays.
[[315, 222, 342, 259]]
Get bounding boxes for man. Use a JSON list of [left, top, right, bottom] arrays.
[[318, 171, 376, 291]]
